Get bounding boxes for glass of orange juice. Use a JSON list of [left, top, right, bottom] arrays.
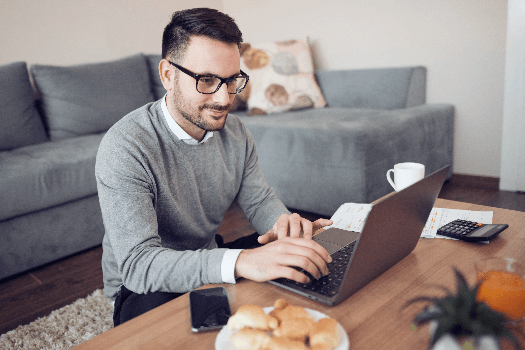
[[475, 257, 525, 322]]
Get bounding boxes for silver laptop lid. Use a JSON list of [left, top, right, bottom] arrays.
[[268, 166, 450, 306], [332, 165, 450, 305]]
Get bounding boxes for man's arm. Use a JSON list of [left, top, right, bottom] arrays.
[[96, 128, 226, 294], [233, 124, 291, 235], [232, 123, 333, 283]]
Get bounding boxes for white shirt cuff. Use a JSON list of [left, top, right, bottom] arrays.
[[221, 249, 244, 284]]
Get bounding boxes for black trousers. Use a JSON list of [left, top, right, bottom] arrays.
[[113, 232, 261, 327]]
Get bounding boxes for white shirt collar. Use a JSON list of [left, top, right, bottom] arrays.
[[161, 95, 213, 145]]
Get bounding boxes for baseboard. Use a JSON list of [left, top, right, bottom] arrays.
[[448, 174, 500, 190]]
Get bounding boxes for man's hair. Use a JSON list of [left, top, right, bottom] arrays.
[[162, 8, 243, 63]]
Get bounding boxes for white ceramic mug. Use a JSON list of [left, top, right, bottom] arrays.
[[386, 163, 425, 192]]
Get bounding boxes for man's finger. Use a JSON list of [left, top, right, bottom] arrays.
[[313, 218, 333, 231], [275, 240, 330, 277], [288, 213, 303, 238], [279, 237, 332, 264], [301, 218, 314, 239], [257, 231, 274, 245], [276, 214, 290, 240], [277, 253, 323, 280], [313, 218, 333, 228]]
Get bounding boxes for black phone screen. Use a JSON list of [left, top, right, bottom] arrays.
[[189, 287, 231, 332]]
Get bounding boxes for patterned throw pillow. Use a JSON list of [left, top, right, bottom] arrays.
[[237, 38, 326, 115]]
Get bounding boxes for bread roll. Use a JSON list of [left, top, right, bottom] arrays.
[[269, 300, 313, 324], [230, 328, 271, 350], [273, 299, 289, 311], [273, 317, 315, 341], [229, 299, 341, 350], [263, 336, 308, 350], [309, 318, 341, 350], [227, 304, 278, 331]]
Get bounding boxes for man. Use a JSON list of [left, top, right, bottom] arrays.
[[95, 8, 332, 327]]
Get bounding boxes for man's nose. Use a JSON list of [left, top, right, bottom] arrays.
[[212, 83, 230, 105]]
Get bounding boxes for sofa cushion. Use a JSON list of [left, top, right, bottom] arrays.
[[0, 133, 104, 221], [31, 54, 155, 140], [0, 62, 47, 151], [239, 38, 326, 115], [0, 193, 105, 280], [145, 54, 166, 100], [236, 104, 453, 216], [315, 67, 426, 110]]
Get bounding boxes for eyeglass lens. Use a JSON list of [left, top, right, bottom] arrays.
[[197, 76, 247, 94]]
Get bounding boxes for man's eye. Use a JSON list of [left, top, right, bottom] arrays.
[[200, 77, 216, 85]]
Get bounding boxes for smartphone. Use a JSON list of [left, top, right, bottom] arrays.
[[189, 286, 231, 332]]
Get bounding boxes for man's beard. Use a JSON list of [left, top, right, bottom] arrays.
[[173, 84, 231, 132], [179, 103, 230, 131]]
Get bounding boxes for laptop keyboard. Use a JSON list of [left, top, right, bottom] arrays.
[[278, 241, 356, 297]]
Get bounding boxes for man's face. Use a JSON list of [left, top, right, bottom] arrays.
[[166, 36, 240, 140]]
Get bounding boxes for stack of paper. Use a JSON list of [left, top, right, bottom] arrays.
[[325, 202, 493, 240], [421, 208, 493, 239], [324, 203, 373, 233]]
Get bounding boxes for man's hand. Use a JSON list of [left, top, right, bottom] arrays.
[[257, 213, 333, 244], [234, 237, 332, 284]]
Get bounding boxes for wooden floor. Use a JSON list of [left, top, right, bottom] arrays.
[[1, 177, 524, 335]]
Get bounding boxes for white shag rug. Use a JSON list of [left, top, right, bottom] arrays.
[[0, 289, 113, 350]]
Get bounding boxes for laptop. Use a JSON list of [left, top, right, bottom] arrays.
[[268, 165, 450, 306]]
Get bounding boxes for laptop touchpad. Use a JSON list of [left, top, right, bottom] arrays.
[[312, 239, 343, 255], [314, 228, 359, 255]]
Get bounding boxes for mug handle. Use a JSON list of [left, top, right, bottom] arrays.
[[386, 169, 396, 190]]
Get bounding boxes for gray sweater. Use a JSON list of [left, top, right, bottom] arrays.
[[96, 100, 289, 300]]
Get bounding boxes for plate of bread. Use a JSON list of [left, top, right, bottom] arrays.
[[216, 299, 349, 350]]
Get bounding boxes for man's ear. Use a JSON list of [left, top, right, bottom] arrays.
[[159, 59, 175, 91]]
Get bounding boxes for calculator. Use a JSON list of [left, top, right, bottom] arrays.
[[437, 219, 509, 242]]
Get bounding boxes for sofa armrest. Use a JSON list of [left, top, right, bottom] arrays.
[[315, 66, 426, 110]]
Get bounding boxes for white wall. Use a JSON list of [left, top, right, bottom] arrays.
[[0, 0, 222, 66], [223, 0, 508, 177], [0, 0, 508, 177]]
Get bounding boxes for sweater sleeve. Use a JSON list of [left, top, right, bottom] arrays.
[[234, 124, 291, 235], [95, 128, 226, 294]]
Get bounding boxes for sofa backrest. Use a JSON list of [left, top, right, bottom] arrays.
[[315, 66, 426, 110], [1, 55, 427, 148], [31, 54, 156, 141], [145, 54, 166, 100], [1, 54, 168, 147], [0, 61, 48, 151]]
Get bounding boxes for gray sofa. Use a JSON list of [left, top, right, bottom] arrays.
[[237, 67, 454, 216], [0, 53, 454, 280]]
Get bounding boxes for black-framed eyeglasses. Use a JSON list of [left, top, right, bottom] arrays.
[[169, 61, 249, 95]]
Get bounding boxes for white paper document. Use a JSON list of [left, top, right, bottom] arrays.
[[421, 208, 493, 239], [324, 203, 373, 233], [325, 202, 493, 241]]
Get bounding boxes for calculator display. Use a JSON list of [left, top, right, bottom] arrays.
[[470, 226, 493, 237]]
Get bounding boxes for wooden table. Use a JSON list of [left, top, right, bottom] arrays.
[[76, 199, 525, 349]]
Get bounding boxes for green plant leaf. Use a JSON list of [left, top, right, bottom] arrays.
[[400, 267, 522, 350], [414, 306, 443, 325]]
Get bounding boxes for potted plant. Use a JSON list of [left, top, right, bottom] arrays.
[[403, 268, 520, 350]]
